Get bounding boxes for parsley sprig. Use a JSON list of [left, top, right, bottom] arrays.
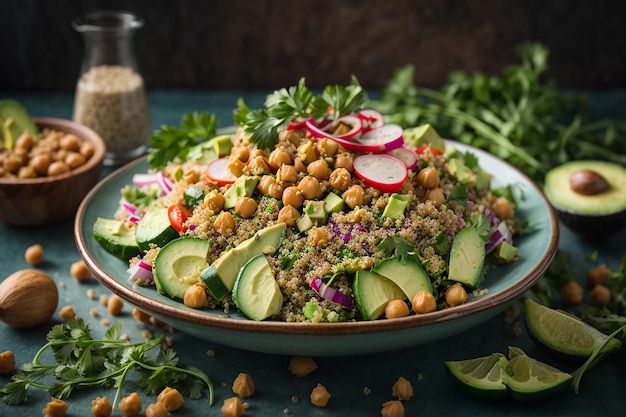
[[0, 318, 214, 408], [235, 76, 366, 150]]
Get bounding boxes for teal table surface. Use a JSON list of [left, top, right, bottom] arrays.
[[1, 90, 626, 416]]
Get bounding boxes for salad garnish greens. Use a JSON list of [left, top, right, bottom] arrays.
[[0, 318, 214, 407]]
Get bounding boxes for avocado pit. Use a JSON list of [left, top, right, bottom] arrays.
[[569, 169, 611, 195]]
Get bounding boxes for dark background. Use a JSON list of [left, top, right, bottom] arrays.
[[2, 0, 626, 92]]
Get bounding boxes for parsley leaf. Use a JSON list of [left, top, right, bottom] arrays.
[[377, 236, 416, 264]]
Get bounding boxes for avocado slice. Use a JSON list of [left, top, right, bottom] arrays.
[[372, 257, 433, 300], [153, 236, 210, 299], [403, 123, 445, 152], [223, 175, 260, 209], [353, 269, 406, 320], [232, 253, 283, 321], [448, 227, 486, 289], [382, 193, 412, 219], [0, 99, 39, 149]]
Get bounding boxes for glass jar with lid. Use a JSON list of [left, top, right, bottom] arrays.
[[72, 10, 150, 166]]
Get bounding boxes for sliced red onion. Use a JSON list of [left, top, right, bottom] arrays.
[[128, 260, 154, 285], [133, 173, 159, 188], [310, 277, 356, 310], [157, 171, 174, 195], [121, 200, 137, 214], [485, 221, 513, 254]]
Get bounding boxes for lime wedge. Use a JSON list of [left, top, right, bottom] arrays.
[[444, 353, 507, 400], [524, 298, 622, 363], [503, 346, 572, 402]]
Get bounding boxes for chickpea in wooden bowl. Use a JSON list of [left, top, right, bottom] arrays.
[[0, 117, 105, 226]]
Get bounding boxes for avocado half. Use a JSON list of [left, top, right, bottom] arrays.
[[544, 160, 626, 236]]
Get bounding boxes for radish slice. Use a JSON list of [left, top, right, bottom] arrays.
[[389, 147, 418, 171], [325, 115, 363, 139], [305, 119, 397, 153], [356, 124, 404, 152], [128, 260, 153, 285], [353, 153, 408, 193], [357, 109, 384, 132], [310, 278, 356, 310], [133, 173, 158, 188], [206, 157, 237, 185]]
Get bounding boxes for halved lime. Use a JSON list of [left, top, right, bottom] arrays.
[[444, 353, 508, 400], [524, 298, 622, 363], [502, 346, 572, 402]]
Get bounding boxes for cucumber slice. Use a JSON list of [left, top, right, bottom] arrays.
[[135, 205, 179, 251], [92, 217, 141, 260], [448, 227, 486, 288], [353, 269, 405, 320], [153, 236, 210, 300], [232, 254, 283, 321], [0, 99, 39, 149], [373, 257, 433, 300]]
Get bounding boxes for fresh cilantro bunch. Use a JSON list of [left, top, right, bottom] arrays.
[[148, 111, 218, 169], [0, 318, 214, 408], [235, 76, 366, 150]]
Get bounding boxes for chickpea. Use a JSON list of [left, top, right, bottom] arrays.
[[107, 295, 124, 316], [91, 396, 113, 417], [268, 148, 292, 170], [334, 152, 353, 172], [245, 155, 270, 175], [204, 192, 225, 212], [232, 372, 255, 398], [60, 134, 80, 151], [328, 167, 351, 192], [426, 187, 446, 207], [417, 166, 439, 189], [445, 284, 468, 307], [276, 164, 298, 184], [157, 386, 184, 411], [221, 397, 245, 417], [132, 307, 152, 324], [119, 392, 142, 417], [15, 132, 34, 150], [70, 260, 91, 281], [560, 281, 584, 305], [235, 196, 258, 218], [587, 263, 611, 286], [310, 383, 331, 407], [65, 151, 86, 169], [317, 137, 339, 157], [231, 146, 250, 162], [298, 175, 322, 200], [412, 290, 437, 314], [29, 152, 51, 175], [293, 156, 306, 173], [343, 184, 365, 209], [492, 197, 514, 220], [257, 175, 275, 196], [0, 350, 15, 374], [381, 400, 405, 417], [145, 403, 169, 417], [589, 284, 611, 306], [43, 397, 68, 417], [307, 227, 329, 248], [279, 128, 305, 145], [282, 186, 304, 208], [227, 158, 245, 177], [17, 165, 37, 179], [47, 160, 70, 176], [307, 158, 331, 180], [24, 243, 45, 266], [3, 154, 23, 173], [288, 356, 318, 377], [268, 181, 284, 199], [214, 211, 236, 236], [392, 376, 414, 401], [80, 141, 96, 159], [184, 284, 208, 308], [385, 300, 410, 319], [277, 205, 300, 227]]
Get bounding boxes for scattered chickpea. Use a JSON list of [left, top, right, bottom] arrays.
[[227, 158, 245, 177], [132, 307, 151, 324], [101, 318, 111, 327], [245, 155, 270, 175], [560, 281, 584, 305], [43, 397, 68, 417], [298, 175, 322, 199], [0, 350, 15, 374], [91, 396, 113, 417], [145, 403, 169, 417], [221, 397, 245, 417], [157, 386, 185, 411], [417, 166, 439, 189], [282, 186, 304, 209], [587, 263, 611, 286], [445, 284, 468, 307], [381, 400, 405, 417], [412, 291, 437, 314], [384, 300, 410, 319], [310, 383, 331, 407], [277, 205, 300, 227], [426, 187, 446, 207], [268, 148, 292, 170], [205, 192, 225, 212], [317, 137, 338, 157], [214, 211, 236, 236], [307, 159, 331, 180], [184, 284, 208, 308], [235, 196, 258, 218], [70, 260, 91, 281], [107, 294, 124, 316], [232, 373, 255, 398], [59, 305, 76, 321], [100, 294, 109, 306], [307, 227, 329, 248], [257, 175, 275, 196], [391, 377, 414, 400], [343, 184, 365, 209], [24, 243, 45, 266], [589, 284, 611, 306], [276, 164, 298, 184], [328, 167, 352, 192], [334, 152, 353, 172], [492, 197, 514, 220], [119, 392, 142, 417], [288, 356, 318, 377]]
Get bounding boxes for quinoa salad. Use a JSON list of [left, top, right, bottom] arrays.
[[93, 79, 525, 323]]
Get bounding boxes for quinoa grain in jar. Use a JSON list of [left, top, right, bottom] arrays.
[[72, 11, 150, 165]]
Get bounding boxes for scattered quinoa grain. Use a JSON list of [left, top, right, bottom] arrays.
[[291, 396, 298, 403], [24, 243, 44, 266], [101, 318, 110, 326], [206, 349, 216, 357], [99, 294, 109, 306], [142, 329, 153, 340], [87, 288, 96, 299], [59, 305, 76, 321], [363, 387, 372, 396], [90, 307, 99, 317]]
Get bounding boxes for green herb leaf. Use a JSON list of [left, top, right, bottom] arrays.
[[378, 236, 416, 264]]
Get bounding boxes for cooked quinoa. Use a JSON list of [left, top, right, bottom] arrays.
[[122, 125, 521, 323]]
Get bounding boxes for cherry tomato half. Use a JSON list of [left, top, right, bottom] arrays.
[[415, 145, 444, 155], [168, 203, 193, 233]]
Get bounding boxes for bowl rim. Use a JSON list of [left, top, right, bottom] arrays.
[[75, 140, 560, 338], [0, 116, 105, 185]]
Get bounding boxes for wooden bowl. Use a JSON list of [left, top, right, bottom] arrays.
[[0, 117, 105, 226]]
